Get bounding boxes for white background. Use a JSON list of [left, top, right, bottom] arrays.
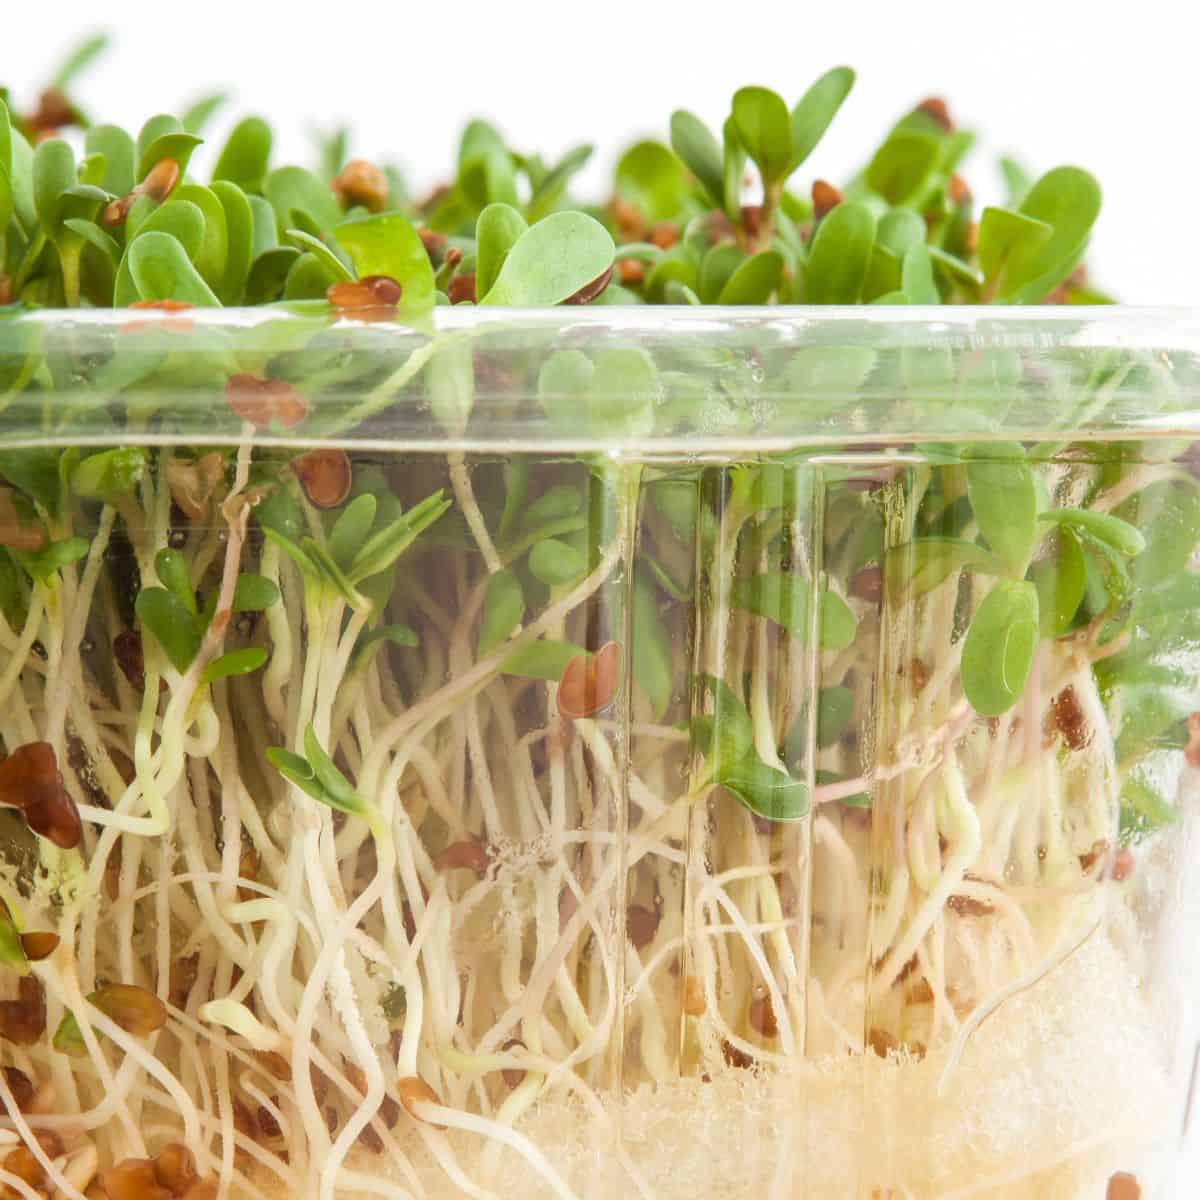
[[3, 0, 1197, 304], [4, 0, 1199, 1185]]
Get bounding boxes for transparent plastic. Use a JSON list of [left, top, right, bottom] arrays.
[[0, 307, 1197, 1200]]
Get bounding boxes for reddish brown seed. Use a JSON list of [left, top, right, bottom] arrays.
[[1186, 712, 1200, 767], [446, 272, 477, 305], [169, 953, 199, 1007], [850, 565, 883, 603], [26, 88, 75, 136], [811, 179, 843, 221], [92, 983, 168, 1037], [1111, 847, 1135, 882], [500, 1038, 527, 1090], [1050, 686, 1089, 750], [626, 904, 660, 950], [331, 159, 389, 213], [292, 449, 352, 509], [140, 158, 181, 204], [867, 1027, 898, 1059], [128, 299, 194, 313], [0, 1066, 35, 1113], [396, 1076, 446, 1129], [418, 229, 448, 261], [181, 1182, 219, 1200], [2, 1145, 45, 1191], [23, 785, 83, 850], [433, 838, 491, 877], [908, 657, 930, 696], [267, 380, 308, 429], [617, 259, 646, 287], [748, 992, 778, 1038], [231, 1096, 258, 1141], [0, 488, 46, 551], [361, 275, 403, 306], [1107, 1172, 1141, 1200], [0, 275, 13, 306], [648, 222, 678, 250], [154, 1143, 198, 1195], [557, 641, 621, 721], [740, 205, 763, 237], [19, 931, 59, 961], [102, 192, 138, 229], [0, 742, 62, 812], [101, 1158, 171, 1200], [561, 265, 614, 306], [225, 374, 275, 427], [906, 978, 935, 1005], [253, 1049, 292, 1082], [611, 197, 645, 241], [721, 1039, 754, 1070], [167, 452, 226, 522], [947, 173, 971, 206], [916, 96, 954, 132], [947, 893, 994, 917], [681, 975, 706, 1017], [112, 628, 147, 696], [255, 1103, 283, 1140]]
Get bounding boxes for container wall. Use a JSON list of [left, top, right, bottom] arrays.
[[0, 311, 1198, 1199]]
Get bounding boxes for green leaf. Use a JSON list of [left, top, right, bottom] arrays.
[[721, 116, 747, 220], [902, 536, 1006, 596], [475, 203, 527, 301], [501, 639, 583, 681], [961, 579, 1039, 716], [731, 87, 794, 185], [789, 66, 855, 170], [127, 231, 222, 307], [62, 217, 120, 262], [977, 206, 1053, 292], [283, 228, 353, 282], [900, 242, 938, 305], [817, 685, 854, 747], [719, 755, 809, 822], [14, 536, 89, 582], [181, 92, 227, 135], [614, 141, 689, 224], [805, 201, 875, 304], [965, 442, 1038, 575], [1037, 508, 1145, 558], [71, 448, 145, 500], [527, 144, 593, 218], [350, 624, 419, 670], [201, 647, 268, 685], [668, 110, 724, 208], [528, 538, 587, 587], [731, 573, 856, 649], [34, 138, 75, 233], [264, 164, 340, 233], [717, 250, 783, 305], [479, 568, 524, 656], [51, 31, 109, 88], [698, 674, 754, 770], [0, 449, 60, 515], [345, 492, 450, 585], [170, 184, 229, 292], [1030, 528, 1087, 637], [333, 212, 436, 314], [1120, 775, 1177, 840], [1006, 166, 1101, 303], [480, 212, 614, 307], [136, 587, 201, 672], [328, 493, 377, 567], [266, 746, 326, 804], [210, 180, 254, 305], [52, 1011, 85, 1055], [213, 117, 273, 195], [865, 131, 942, 205], [1122, 482, 1200, 588], [231, 574, 280, 612], [137, 131, 203, 183], [632, 569, 673, 719], [303, 725, 364, 814], [84, 124, 135, 196]]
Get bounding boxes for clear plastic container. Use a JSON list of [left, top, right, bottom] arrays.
[[0, 306, 1196, 1200]]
